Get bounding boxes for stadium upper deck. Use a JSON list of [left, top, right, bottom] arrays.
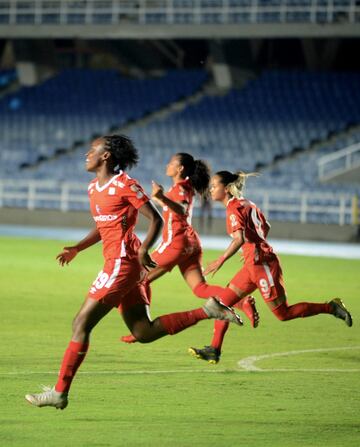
[[0, 0, 359, 38]]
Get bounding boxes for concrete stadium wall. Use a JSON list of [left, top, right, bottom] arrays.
[[0, 208, 358, 243]]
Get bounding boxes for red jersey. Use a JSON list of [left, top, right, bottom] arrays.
[[160, 177, 196, 248], [88, 171, 149, 260], [226, 197, 274, 264]]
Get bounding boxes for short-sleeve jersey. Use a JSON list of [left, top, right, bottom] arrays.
[[226, 197, 274, 264], [88, 171, 149, 260], [160, 177, 196, 247]]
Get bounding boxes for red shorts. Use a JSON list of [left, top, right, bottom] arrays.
[[230, 257, 286, 302], [88, 257, 149, 312], [152, 238, 202, 275]]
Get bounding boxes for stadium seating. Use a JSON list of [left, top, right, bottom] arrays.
[[0, 68, 208, 177], [0, 69, 17, 90], [253, 129, 360, 193], [2, 68, 360, 224], [125, 70, 360, 188]]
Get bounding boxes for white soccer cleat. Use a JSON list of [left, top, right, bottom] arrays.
[[203, 297, 243, 326], [25, 385, 68, 410]]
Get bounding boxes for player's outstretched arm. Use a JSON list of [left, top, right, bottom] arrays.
[[56, 227, 101, 266], [138, 201, 163, 270], [151, 180, 187, 215], [204, 230, 244, 277]]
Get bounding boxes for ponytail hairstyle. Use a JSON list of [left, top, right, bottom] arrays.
[[216, 170, 259, 198], [102, 134, 139, 172], [176, 152, 210, 196]]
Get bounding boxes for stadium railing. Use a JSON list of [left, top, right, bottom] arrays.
[[318, 142, 360, 181], [0, 0, 358, 25], [0, 179, 357, 225]]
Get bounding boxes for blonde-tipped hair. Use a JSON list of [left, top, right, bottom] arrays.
[[227, 171, 259, 198]]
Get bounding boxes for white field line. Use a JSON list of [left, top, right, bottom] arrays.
[[1, 346, 360, 376], [237, 346, 360, 372]]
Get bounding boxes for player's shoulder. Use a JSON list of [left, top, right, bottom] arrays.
[[227, 198, 252, 219], [87, 178, 97, 192], [234, 197, 256, 211], [117, 171, 147, 198], [227, 197, 243, 210], [176, 178, 193, 196], [121, 172, 144, 191]]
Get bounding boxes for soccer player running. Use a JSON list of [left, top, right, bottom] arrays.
[[121, 153, 259, 344], [189, 170, 353, 364], [25, 136, 242, 410]]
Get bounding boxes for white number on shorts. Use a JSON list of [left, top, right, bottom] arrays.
[[259, 278, 269, 294], [93, 271, 110, 289]]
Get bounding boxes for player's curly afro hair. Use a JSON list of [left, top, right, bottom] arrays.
[[102, 134, 139, 171]]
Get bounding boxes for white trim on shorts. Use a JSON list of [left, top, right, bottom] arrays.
[[262, 262, 275, 287], [104, 240, 126, 289]]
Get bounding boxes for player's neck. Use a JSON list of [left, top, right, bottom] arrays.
[[96, 168, 117, 187], [223, 195, 232, 206], [173, 174, 184, 184]]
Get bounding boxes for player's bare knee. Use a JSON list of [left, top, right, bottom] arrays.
[[131, 328, 151, 343], [272, 308, 289, 321]]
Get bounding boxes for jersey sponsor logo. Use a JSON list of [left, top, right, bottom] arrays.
[[93, 214, 118, 222], [114, 180, 125, 188]]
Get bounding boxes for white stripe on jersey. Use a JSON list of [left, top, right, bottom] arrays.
[[251, 206, 265, 240], [120, 240, 126, 257], [186, 201, 193, 226], [157, 212, 173, 254], [262, 262, 275, 287]]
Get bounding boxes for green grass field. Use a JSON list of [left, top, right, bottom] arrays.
[[1, 236, 359, 447]]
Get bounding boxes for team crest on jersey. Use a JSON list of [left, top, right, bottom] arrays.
[[230, 214, 238, 227], [178, 187, 185, 196], [96, 204, 101, 214], [130, 184, 144, 199], [108, 187, 116, 195]]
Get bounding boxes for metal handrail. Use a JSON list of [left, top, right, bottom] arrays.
[[0, 178, 356, 225], [0, 0, 358, 25], [318, 142, 360, 181]]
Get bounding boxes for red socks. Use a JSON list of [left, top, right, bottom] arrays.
[[159, 308, 207, 335], [272, 302, 332, 321], [193, 282, 226, 299], [55, 341, 89, 393], [210, 320, 230, 350], [216, 288, 239, 307]]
